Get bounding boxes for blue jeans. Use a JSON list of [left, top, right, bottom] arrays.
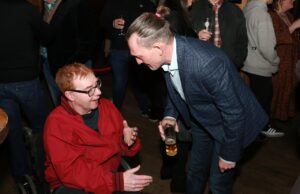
[[0, 79, 48, 182], [186, 122, 235, 194]]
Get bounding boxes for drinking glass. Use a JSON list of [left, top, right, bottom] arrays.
[[204, 17, 211, 32], [118, 15, 125, 36], [164, 124, 177, 156]]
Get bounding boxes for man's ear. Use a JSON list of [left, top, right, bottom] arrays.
[[152, 42, 165, 56], [64, 91, 75, 102]]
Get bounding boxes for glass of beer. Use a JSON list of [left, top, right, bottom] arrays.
[[164, 124, 177, 156]]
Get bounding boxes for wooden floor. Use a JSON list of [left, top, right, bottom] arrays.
[[1, 71, 300, 194]]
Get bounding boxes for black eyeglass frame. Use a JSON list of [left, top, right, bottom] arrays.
[[68, 80, 102, 97]]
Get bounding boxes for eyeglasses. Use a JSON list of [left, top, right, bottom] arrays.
[[69, 80, 102, 97]]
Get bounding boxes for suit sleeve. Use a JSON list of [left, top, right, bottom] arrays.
[[197, 57, 245, 161], [163, 73, 179, 119]]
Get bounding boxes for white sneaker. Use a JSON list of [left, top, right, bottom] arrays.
[[260, 127, 285, 138]]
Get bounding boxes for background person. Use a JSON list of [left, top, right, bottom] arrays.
[[42, 0, 98, 106], [189, 0, 248, 69], [242, 0, 284, 137], [0, 0, 52, 192], [100, 0, 156, 112], [269, 0, 300, 121]]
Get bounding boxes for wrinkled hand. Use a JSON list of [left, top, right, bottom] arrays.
[[158, 118, 178, 141], [123, 120, 138, 146], [197, 29, 212, 41], [113, 18, 125, 29], [123, 165, 153, 192], [219, 159, 236, 173]]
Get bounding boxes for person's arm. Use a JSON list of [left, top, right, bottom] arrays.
[[121, 120, 141, 157], [123, 165, 153, 192], [257, 14, 280, 66], [289, 18, 300, 34], [197, 57, 245, 163], [163, 94, 179, 119]]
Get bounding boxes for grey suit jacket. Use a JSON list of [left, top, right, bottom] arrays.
[[164, 36, 268, 162]]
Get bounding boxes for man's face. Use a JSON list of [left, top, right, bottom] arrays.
[[128, 33, 164, 71], [69, 74, 101, 115]]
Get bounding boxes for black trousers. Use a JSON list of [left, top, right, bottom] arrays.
[[247, 73, 273, 116]]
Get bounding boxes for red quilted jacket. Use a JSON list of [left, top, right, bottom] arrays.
[[44, 97, 141, 194]]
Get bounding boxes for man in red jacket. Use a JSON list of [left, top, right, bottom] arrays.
[[43, 63, 152, 194]]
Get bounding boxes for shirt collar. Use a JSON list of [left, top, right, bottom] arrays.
[[162, 37, 178, 76]]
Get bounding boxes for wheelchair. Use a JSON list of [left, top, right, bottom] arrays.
[[17, 174, 38, 194], [16, 127, 41, 194]]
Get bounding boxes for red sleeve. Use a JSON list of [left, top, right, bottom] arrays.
[[100, 99, 141, 157], [44, 116, 120, 194], [120, 138, 141, 157]]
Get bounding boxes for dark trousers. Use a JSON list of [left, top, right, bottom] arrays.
[[247, 73, 273, 116], [0, 79, 48, 182], [109, 50, 130, 110], [109, 49, 150, 112], [186, 122, 235, 194]]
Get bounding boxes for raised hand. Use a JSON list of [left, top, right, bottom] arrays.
[[113, 17, 125, 29], [198, 29, 212, 41], [123, 120, 138, 146]]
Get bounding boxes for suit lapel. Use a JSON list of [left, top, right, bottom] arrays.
[[164, 37, 191, 127], [175, 36, 186, 99]]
